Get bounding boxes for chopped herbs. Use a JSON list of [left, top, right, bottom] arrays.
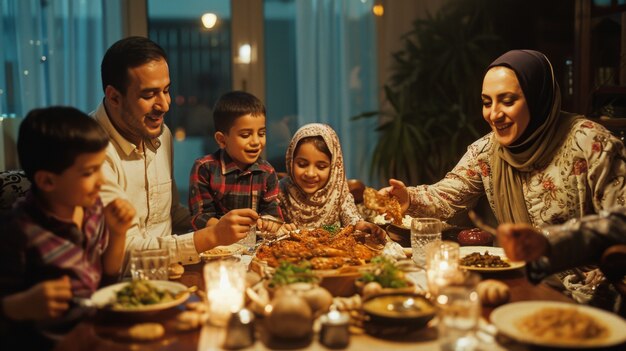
[[270, 261, 317, 287], [360, 256, 408, 288]]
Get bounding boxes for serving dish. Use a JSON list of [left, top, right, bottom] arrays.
[[91, 280, 189, 312], [491, 301, 626, 348], [459, 246, 525, 272]]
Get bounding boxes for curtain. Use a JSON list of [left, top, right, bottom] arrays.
[[295, 0, 378, 186], [0, 0, 121, 117]]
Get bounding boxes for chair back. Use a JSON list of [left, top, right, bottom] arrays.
[[0, 170, 30, 213]]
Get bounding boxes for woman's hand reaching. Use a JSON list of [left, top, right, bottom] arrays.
[[379, 179, 410, 214]]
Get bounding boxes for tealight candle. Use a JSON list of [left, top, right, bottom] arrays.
[[319, 309, 350, 348], [426, 241, 460, 296], [204, 260, 246, 326]]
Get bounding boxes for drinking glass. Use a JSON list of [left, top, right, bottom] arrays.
[[411, 218, 443, 266], [238, 226, 257, 254], [435, 271, 481, 351], [130, 248, 170, 280]]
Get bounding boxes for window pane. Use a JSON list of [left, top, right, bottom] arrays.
[[264, 0, 297, 173], [147, 0, 231, 200]]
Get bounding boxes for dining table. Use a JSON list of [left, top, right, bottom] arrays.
[[52, 255, 623, 351]]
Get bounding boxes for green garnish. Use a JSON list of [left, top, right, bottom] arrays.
[[360, 256, 408, 288], [270, 261, 317, 287], [321, 224, 340, 234]]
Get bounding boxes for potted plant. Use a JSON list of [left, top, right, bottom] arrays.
[[355, 0, 503, 185]]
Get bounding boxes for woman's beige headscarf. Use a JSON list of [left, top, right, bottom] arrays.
[[278, 123, 354, 227], [489, 50, 582, 224]]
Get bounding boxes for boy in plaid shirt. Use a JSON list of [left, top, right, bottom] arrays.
[[188, 91, 283, 233]]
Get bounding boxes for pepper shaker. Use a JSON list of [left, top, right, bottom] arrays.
[[223, 309, 255, 349], [319, 309, 350, 349]]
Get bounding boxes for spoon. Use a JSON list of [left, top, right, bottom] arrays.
[[468, 210, 497, 236]]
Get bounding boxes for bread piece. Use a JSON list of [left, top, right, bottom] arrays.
[[169, 262, 184, 279], [476, 279, 510, 306], [128, 322, 165, 341]]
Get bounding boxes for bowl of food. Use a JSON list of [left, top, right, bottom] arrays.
[[362, 292, 435, 327]]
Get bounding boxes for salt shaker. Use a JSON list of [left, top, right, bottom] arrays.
[[223, 309, 255, 349], [319, 309, 350, 349]]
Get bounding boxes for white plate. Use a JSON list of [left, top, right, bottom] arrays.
[[491, 301, 626, 348], [459, 246, 525, 272], [91, 280, 189, 312], [200, 244, 245, 260]]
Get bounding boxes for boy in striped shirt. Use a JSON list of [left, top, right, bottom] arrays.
[[0, 106, 135, 349]]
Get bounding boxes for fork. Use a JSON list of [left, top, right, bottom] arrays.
[[256, 215, 286, 245]]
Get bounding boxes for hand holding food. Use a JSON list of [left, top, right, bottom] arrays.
[[497, 223, 549, 261], [363, 187, 403, 225], [213, 208, 259, 245]]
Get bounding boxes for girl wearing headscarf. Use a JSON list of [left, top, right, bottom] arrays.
[[382, 50, 626, 309], [278, 123, 383, 237]]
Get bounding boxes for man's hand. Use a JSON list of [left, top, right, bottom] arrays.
[[379, 179, 409, 214], [497, 223, 549, 262], [213, 208, 259, 246], [3, 276, 72, 321], [104, 198, 136, 236]]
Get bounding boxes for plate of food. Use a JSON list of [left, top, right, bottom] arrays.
[[91, 280, 190, 312], [254, 225, 386, 270], [200, 244, 245, 260], [459, 246, 525, 272], [491, 301, 626, 348]]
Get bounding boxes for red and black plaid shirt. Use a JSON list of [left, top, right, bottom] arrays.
[[188, 149, 282, 229]]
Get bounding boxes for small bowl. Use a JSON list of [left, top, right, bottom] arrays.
[[362, 292, 435, 328], [385, 224, 411, 247]]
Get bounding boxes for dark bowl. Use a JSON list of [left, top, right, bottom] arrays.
[[362, 292, 435, 328], [457, 228, 494, 247], [385, 224, 411, 247]]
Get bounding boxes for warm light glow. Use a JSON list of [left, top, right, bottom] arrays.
[[372, 4, 384, 16], [238, 44, 252, 64], [174, 127, 186, 141], [201, 13, 217, 29], [204, 261, 245, 326]]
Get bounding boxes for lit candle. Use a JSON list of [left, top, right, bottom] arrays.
[[426, 241, 460, 296], [204, 261, 246, 326]]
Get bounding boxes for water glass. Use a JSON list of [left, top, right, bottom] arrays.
[[411, 217, 442, 266], [130, 248, 170, 280], [239, 226, 257, 254], [436, 272, 481, 351]]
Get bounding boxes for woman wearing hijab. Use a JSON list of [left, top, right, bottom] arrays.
[[278, 123, 384, 237], [383, 49, 626, 227], [381, 49, 626, 310]]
